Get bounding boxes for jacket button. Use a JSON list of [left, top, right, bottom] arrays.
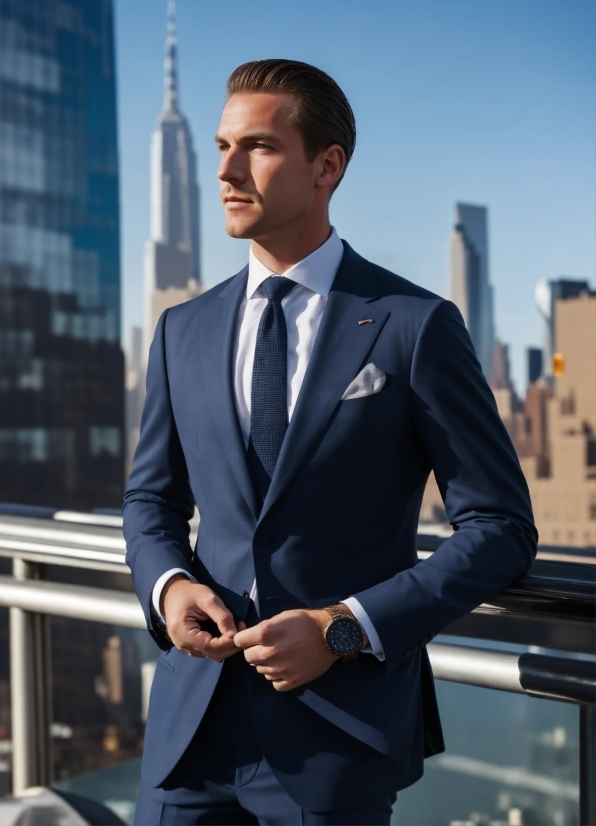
[[243, 590, 250, 599], [257, 536, 269, 547]]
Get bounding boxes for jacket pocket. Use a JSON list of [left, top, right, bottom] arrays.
[[334, 382, 393, 422]]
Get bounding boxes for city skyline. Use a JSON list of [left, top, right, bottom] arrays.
[[115, 0, 595, 393]]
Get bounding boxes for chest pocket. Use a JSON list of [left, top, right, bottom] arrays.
[[333, 380, 396, 422]]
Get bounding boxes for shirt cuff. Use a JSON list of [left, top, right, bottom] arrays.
[[341, 597, 386, 661], [151, 568, 197, 625]]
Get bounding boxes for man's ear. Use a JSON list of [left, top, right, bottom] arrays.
[[314, 144, 345, 193]]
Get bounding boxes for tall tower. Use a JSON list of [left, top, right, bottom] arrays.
[[0, 0, 124, 509], [449, 203, 495, 376], [144, 1, 202, 361]]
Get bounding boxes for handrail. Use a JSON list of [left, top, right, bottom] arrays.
[[0, 576, 144, 628], [0, 575, 593, 707], [0, 514, 128, 572], [0, 512, 593, 623], [0, 527, 593, 822], [430, 643, 596, 706]]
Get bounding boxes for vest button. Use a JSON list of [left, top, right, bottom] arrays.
[[257, 536, 269, 547], [243, 590, 250, 599]]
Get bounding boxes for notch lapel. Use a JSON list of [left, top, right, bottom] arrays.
[[203, 268, 260, 519], [258, 266, 389, 524]]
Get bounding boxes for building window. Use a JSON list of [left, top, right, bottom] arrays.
[[560, 392, 576, 415], [586, 439, 596, 467], [89, 427, 121, 457], [0, 428, 74, 461]]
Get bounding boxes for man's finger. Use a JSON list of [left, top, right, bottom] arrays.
[[255, 665, 281, 677], [203, 635, 241, 658], [178, 635, 239, 660], [178, 626, 236, 657], [199, 593, 238, 639], [242, 644, 269, 665], [183, 627, 216, 650], [234, 623, 267, 649]]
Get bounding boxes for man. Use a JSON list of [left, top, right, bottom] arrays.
[[124, 59, 537, 825]]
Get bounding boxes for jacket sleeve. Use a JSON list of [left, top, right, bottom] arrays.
[[354, 299, 537, 673], [123, 309, 195, 649]]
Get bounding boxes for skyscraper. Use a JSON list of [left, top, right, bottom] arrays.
[[489, 340, 515, 392], [449, 203, 495, 376], [143, 1, 202, 363], [534, 277, 591, 384], [0, 0, 124, 509]]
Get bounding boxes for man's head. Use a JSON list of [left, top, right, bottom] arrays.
[[216, 59, 356, 243]]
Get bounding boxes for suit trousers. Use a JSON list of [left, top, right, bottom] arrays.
[[133, 652, 396, 826]]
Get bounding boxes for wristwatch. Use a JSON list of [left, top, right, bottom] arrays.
[[323, 605, 365, 661]]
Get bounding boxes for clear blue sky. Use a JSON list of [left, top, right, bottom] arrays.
[[114, 0, 595, 392]]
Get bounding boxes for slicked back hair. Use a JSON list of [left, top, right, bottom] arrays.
[[226, 59, 356, 193]]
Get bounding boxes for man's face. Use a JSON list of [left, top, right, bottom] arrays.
[[216, 92, 321, 240]]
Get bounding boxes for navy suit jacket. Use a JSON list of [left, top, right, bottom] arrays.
[[123, 242, 537, 811]]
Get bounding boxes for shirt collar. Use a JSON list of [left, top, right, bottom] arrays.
[[246, 227, 344, 299]]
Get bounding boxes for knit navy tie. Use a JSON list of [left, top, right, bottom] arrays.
[[247, 276, 297, 506]]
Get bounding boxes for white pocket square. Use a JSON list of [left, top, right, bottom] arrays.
[[341, 363, 386, 401]]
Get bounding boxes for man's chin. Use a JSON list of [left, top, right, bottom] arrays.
[[225, 225, 253, 240], [224, 216, 264, 241]]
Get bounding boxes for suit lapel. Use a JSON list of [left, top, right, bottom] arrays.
[[258, 249, 389, 523], [203, 268, 260, 519]]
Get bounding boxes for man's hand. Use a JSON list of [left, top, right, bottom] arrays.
[[162, 575, 246, 661], [234, 607, 361, 692]]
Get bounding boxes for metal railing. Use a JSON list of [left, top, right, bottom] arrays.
[[0, 509, 594, 823]]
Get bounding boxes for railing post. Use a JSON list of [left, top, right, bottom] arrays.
[[9, 559, 53, 794], [580, 704, 596, 826]]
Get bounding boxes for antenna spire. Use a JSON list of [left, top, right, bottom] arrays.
[[163, 1, 179, 112]]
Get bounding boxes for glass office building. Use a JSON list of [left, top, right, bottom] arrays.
[[0, 0, 124, 509]]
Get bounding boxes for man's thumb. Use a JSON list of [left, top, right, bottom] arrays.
[[209, 602, 237, 639]]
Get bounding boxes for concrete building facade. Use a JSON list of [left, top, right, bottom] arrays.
[[534, 277, 591, 385], [520, 292, 596, 547]]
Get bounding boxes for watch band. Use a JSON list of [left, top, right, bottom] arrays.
[[324, 604, 351, 621]]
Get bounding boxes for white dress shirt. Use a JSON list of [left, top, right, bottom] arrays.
[[152, 228, 385, 660]]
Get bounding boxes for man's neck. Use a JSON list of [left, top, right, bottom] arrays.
[[250, 220, 332, 274]]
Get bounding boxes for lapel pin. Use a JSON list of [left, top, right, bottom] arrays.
[[358, 318, 374, 325]]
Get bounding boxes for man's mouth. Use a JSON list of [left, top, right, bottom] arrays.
[[224, 196, 253, 204]]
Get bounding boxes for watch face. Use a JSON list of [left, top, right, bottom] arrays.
[[327, 617, 362, 656]]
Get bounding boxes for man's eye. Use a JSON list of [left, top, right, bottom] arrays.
[[254, 143, 273, 151]]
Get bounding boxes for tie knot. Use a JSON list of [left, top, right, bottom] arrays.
[[261, 276, 297, 303]]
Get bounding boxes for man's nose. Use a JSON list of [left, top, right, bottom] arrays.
[[217, 146, 246, 185]]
